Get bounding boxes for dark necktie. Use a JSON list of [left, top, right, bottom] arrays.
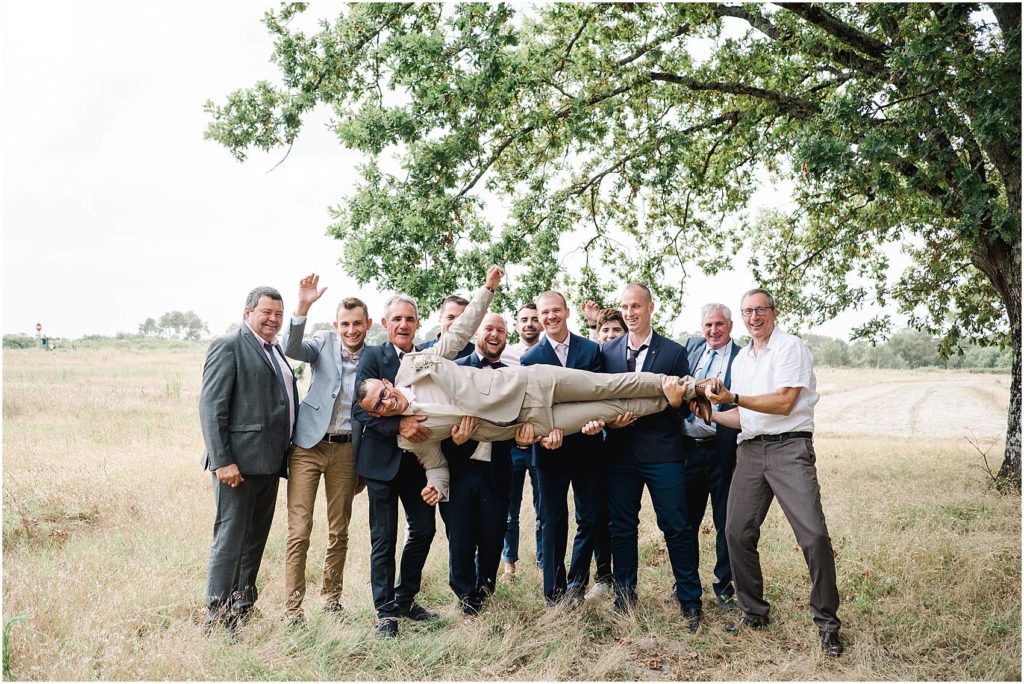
[[264, 342, 287, 398], [626, 344, 648, 372]]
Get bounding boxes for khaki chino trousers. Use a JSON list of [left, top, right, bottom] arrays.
[[284, 440, 358, 616]]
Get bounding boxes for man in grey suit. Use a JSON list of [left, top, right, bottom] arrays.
[[281, 273, 370, 624], [199, 286, 297, 634]]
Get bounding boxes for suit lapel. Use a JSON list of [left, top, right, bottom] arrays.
[[241, 326, 275, 373], [605, 335, 628, 373], [724, 339, 740, 389], [640, 332, 660, 372], [688, 340, 706, 374], [565, 333, 581, 369]]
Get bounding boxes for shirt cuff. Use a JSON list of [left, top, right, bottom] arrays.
[[291, 315, 307, 323]]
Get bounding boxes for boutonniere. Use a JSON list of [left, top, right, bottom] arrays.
[[411, 354, 441, 372]]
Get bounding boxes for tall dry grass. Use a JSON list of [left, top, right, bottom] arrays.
[[2, 347, 1020, 680]]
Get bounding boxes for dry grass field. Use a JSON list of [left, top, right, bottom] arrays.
[[2, 346, 1020, 680]]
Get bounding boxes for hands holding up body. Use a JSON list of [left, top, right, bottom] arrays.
[[513, 422, 564, 450]]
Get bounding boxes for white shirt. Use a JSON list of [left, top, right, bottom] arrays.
[[247, 323, 296, 435], [501, 341, 536, 366], [730, 327, 818, 443], [626, 330, 654, 372], [683, 340, 733, 440]]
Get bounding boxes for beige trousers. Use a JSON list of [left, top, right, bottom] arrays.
[[284, 440, 358, 616]]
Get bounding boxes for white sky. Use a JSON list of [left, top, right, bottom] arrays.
[[2, 2, 898, 341]]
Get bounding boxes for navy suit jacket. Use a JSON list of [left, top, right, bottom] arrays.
[[351, 342, 407, 481], [444, 351, 514, 490], [416, 336, 475, 359], [601, 331, 689, 463], [520, 332, 604, 468], [684, 336, 741, 459]]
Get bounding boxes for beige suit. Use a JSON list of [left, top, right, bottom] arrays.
[[394, 289, 671, 499]]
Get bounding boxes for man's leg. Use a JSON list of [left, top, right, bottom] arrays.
[[707, 445, 736, 600], [683, 444, 712, 597], [234, 474, 280, 614], [541, 397, 667, 437], [537, 366, 668, 404], [725, 441, 775, 621], [205, 473, 252, 623], [762, 438, 841, 632], [439, 464, 480, 614], [394, 453, 437, 611], [477, 465, 510, 603], [607, 454, 644, 608], [566, 458, 602, 596], [528, 461, 544, 567], [284, 445, 325, 618], [641, 460, 701, 612], [538, 461, 571, 604], [502, 448, 528, 567], [321, 441, 358, 606], [365, 477, 401, 618], [592, 446, 613, 586]]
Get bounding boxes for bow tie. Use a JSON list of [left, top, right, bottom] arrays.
[[480, 357, 505, 369], [341, 349, 361, 365]]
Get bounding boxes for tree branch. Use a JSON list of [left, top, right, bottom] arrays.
[[649, 72, 820, 118], [783, 4, 890, 59]]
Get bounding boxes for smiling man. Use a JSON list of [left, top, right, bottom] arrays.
[[706, 288, 843, 657], [682, 304, 741, 612], [521, 291, 605, 607], [281, 273, 372, 624], [199, 286, 297, 636]]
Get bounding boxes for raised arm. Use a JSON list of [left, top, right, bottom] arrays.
[[283, 273, 329, 362], [432, 265, 504, 360]]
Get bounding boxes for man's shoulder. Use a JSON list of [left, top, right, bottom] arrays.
[[570, 331, 599, 352], [520, 340, 547, 364], [416, 338, 438, 351], [684, 336, 706, 353], [454, 352, 479, 367], [652, 330, 684, 353]]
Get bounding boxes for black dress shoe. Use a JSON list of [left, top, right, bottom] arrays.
[[715, 594, 739, 611], [820, 629, 844, 657], [681, 606, 703, 633], [399, 602, 439, 622], [375, 617, 399, 638], [725, 613, 769, 634], [285, 612, 306, 628]]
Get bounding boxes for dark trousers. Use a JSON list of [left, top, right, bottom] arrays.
[[503, 446, 543, 566], [537, 456, 603, 602], [726, 436, 841, 632], [607, 452, 702, 611], [205, 473, 280, 615], [685, 441, 735, 599], [592, 448, 613, 584], [439, 460, 510, 614], [365, 453, 437, 619]]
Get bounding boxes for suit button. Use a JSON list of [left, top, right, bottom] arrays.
[[332, 394, 337, 398], [280, 400, 285, 405]]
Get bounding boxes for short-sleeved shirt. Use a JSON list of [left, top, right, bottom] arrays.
[[730, 326, 818, 443]]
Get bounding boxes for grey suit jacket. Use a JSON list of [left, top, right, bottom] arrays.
[[282, 319, 363, 454], [199, 325, 297, 476]]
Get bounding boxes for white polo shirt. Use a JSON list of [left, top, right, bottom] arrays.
[[730, 326, 818, 443]]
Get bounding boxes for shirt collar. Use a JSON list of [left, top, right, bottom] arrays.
[[628, 330, 653, 351], [246, 323, 278, 347], [545, 331, 570, 348]]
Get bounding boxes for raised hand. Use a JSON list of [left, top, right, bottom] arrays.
[[295, 273, 327, 316], [484, 264, 505, 291], [581, 300, 601, 327]]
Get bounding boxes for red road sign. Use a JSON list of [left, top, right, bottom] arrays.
[[35, 323, 42, 333]]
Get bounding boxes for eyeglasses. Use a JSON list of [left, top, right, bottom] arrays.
[[372, 386, 394, 414], [740, 306, 774, 317]]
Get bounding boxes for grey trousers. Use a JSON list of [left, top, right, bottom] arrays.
[[724, 436, 841, 632], [205, 472, 280, 615]]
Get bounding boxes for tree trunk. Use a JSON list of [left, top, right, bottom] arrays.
[[998, 315, 1021, 492]]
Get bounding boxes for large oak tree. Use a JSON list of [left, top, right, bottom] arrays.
[[206, 3, 1021, 488]]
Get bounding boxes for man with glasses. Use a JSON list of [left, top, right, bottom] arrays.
[[683, 303, 741, 612], [706, 288, 843, 657]]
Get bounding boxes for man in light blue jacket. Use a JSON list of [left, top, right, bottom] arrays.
[[281, 273, 370, 624]]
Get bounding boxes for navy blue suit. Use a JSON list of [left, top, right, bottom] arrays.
[[521, 333, 605, 602], [684, 336, 741, 602], [352, 342, 436, 618], [601, 331, 702, 611], [416, 336, 475, 359], [438, 352, 513, 614]]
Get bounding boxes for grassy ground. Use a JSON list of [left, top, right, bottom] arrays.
[[2, 347, 1020, 680]]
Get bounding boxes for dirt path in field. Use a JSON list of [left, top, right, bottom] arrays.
[[814, 371, 1009, 441]]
